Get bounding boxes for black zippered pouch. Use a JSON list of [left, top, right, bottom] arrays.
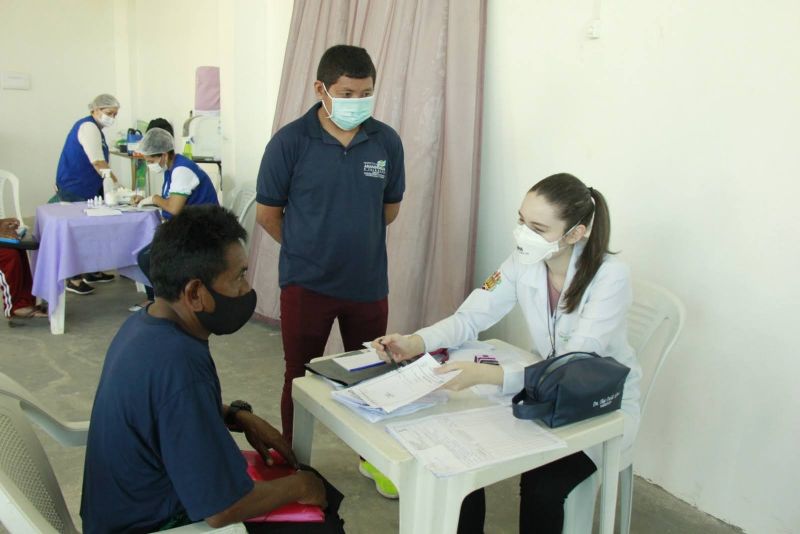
[[511, 351, 630, 428]]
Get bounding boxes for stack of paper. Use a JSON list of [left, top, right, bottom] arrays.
[[331, 354, 460, 422], [332, 388, 448, 423], [386, 405, 566, 477], [333, 349, 386, 372], [84, 207, 122, 216]]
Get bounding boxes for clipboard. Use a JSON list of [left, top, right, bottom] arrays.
[[304, 350, 393, 387], [304, 348, 450, 387]]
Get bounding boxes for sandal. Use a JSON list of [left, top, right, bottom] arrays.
[[12, 306, 48, 319]]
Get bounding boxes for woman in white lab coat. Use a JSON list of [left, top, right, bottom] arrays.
[[373, 172, 641, 534]]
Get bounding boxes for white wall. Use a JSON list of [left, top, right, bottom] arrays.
[[110, 0, 292, 202], [108, 0, 221, 195], [218, 0, 293, 197], [477, 1, 800, 532], [0, 0, 116, 216]]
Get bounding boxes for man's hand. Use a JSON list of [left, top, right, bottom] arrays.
[[294, 470, 327, 508], [433, 362, 503, 391], [238, 412, 299, 468]]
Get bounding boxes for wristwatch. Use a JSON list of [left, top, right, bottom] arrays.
[[225, 400, 253, 431]]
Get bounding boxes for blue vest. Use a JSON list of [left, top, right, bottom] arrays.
[[161, 154, 219, 220], [56, 116, 109, 200]]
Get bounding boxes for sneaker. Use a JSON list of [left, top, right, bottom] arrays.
[[66, 280, 95, 295], [128, 300, 153, 312], [83, 272, 115, 283], [359, 460, 398, 499]]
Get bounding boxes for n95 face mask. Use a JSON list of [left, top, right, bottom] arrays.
[[513, 221, 580, 265], [513, 224, 561, 265]]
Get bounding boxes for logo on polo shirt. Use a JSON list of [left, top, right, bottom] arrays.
[[363, 160, 387, 179]]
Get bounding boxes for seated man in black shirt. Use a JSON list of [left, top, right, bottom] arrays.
[[80, 205, 345, 533]]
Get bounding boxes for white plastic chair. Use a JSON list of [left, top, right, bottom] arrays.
[[228, 186, 257, 227], [0, 169, 24, 226], [0, 372, 246, 534], [562, 280, 686, 534], [198, 162, 223, 206], [226, 186, 257, 251]]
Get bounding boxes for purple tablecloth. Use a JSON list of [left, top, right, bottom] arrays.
[[31, 203, 160, 315]]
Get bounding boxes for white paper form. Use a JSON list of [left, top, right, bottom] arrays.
[[348, 354, 461, 413], [386, 405, 566, 477]]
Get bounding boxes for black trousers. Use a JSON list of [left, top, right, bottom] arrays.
[[137, 244, 155, 300], [457, 452, 597, 534], [244, 465, 346, 534]]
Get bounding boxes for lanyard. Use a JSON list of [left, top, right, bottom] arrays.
[[547, 298, 559, 359], [546, 270, 560, 359]]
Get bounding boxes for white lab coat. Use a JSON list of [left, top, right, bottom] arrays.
[[416, 241, 641, 462]]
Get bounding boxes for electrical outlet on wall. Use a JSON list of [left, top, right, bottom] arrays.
[[1, 71, 31, 90]]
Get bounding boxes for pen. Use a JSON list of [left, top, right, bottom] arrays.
[[382, 341, 402, 373]]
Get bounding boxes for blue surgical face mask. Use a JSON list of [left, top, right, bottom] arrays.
[[322, 83, 375, 131]]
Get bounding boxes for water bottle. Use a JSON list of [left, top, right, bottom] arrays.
[[101, 169, 116, 205], [183, 138, 193, 159]]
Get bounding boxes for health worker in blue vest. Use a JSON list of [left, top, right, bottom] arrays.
[[55, 93, 121, 295], [134, 128, 219, 219], [56, 93, 120, 202]]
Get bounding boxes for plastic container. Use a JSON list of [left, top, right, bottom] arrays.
[[102, 172, 117, 205], [183, 138, 193, 158], [126, 128, 143, 155]]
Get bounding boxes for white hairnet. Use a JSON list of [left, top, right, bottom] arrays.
[[88, 93, 120, 110], [138, 128, 175, 155]]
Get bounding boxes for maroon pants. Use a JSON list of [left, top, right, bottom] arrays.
[[0, 248, 35, 318], [279, 285, 388, 442]]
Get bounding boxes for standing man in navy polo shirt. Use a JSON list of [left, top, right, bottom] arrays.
[[256, 45, 405, 496]]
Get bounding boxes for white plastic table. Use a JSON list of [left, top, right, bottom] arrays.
[[292, 339, 624, 534]]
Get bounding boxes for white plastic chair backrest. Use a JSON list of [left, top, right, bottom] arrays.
[[627, 280, 686, 414], [230, 187, 257, 226], [0, 169, 24, 223], [0, 373, 88, 448], [227, 186, 257, 253], [0, 375, 78, 533], [197, 163, 222, 205]]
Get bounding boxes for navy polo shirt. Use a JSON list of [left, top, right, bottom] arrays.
[[80, 310, 253, 534], [256, 103, 405, 302]]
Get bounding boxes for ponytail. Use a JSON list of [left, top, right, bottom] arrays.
[[530, 173, 612, 314], [562, 187, 610, 313]]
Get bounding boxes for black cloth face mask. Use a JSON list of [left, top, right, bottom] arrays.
[[196, 285, 257, 335]]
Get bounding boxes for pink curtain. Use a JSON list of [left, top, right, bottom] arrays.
[[248, 0, 486, 353]]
